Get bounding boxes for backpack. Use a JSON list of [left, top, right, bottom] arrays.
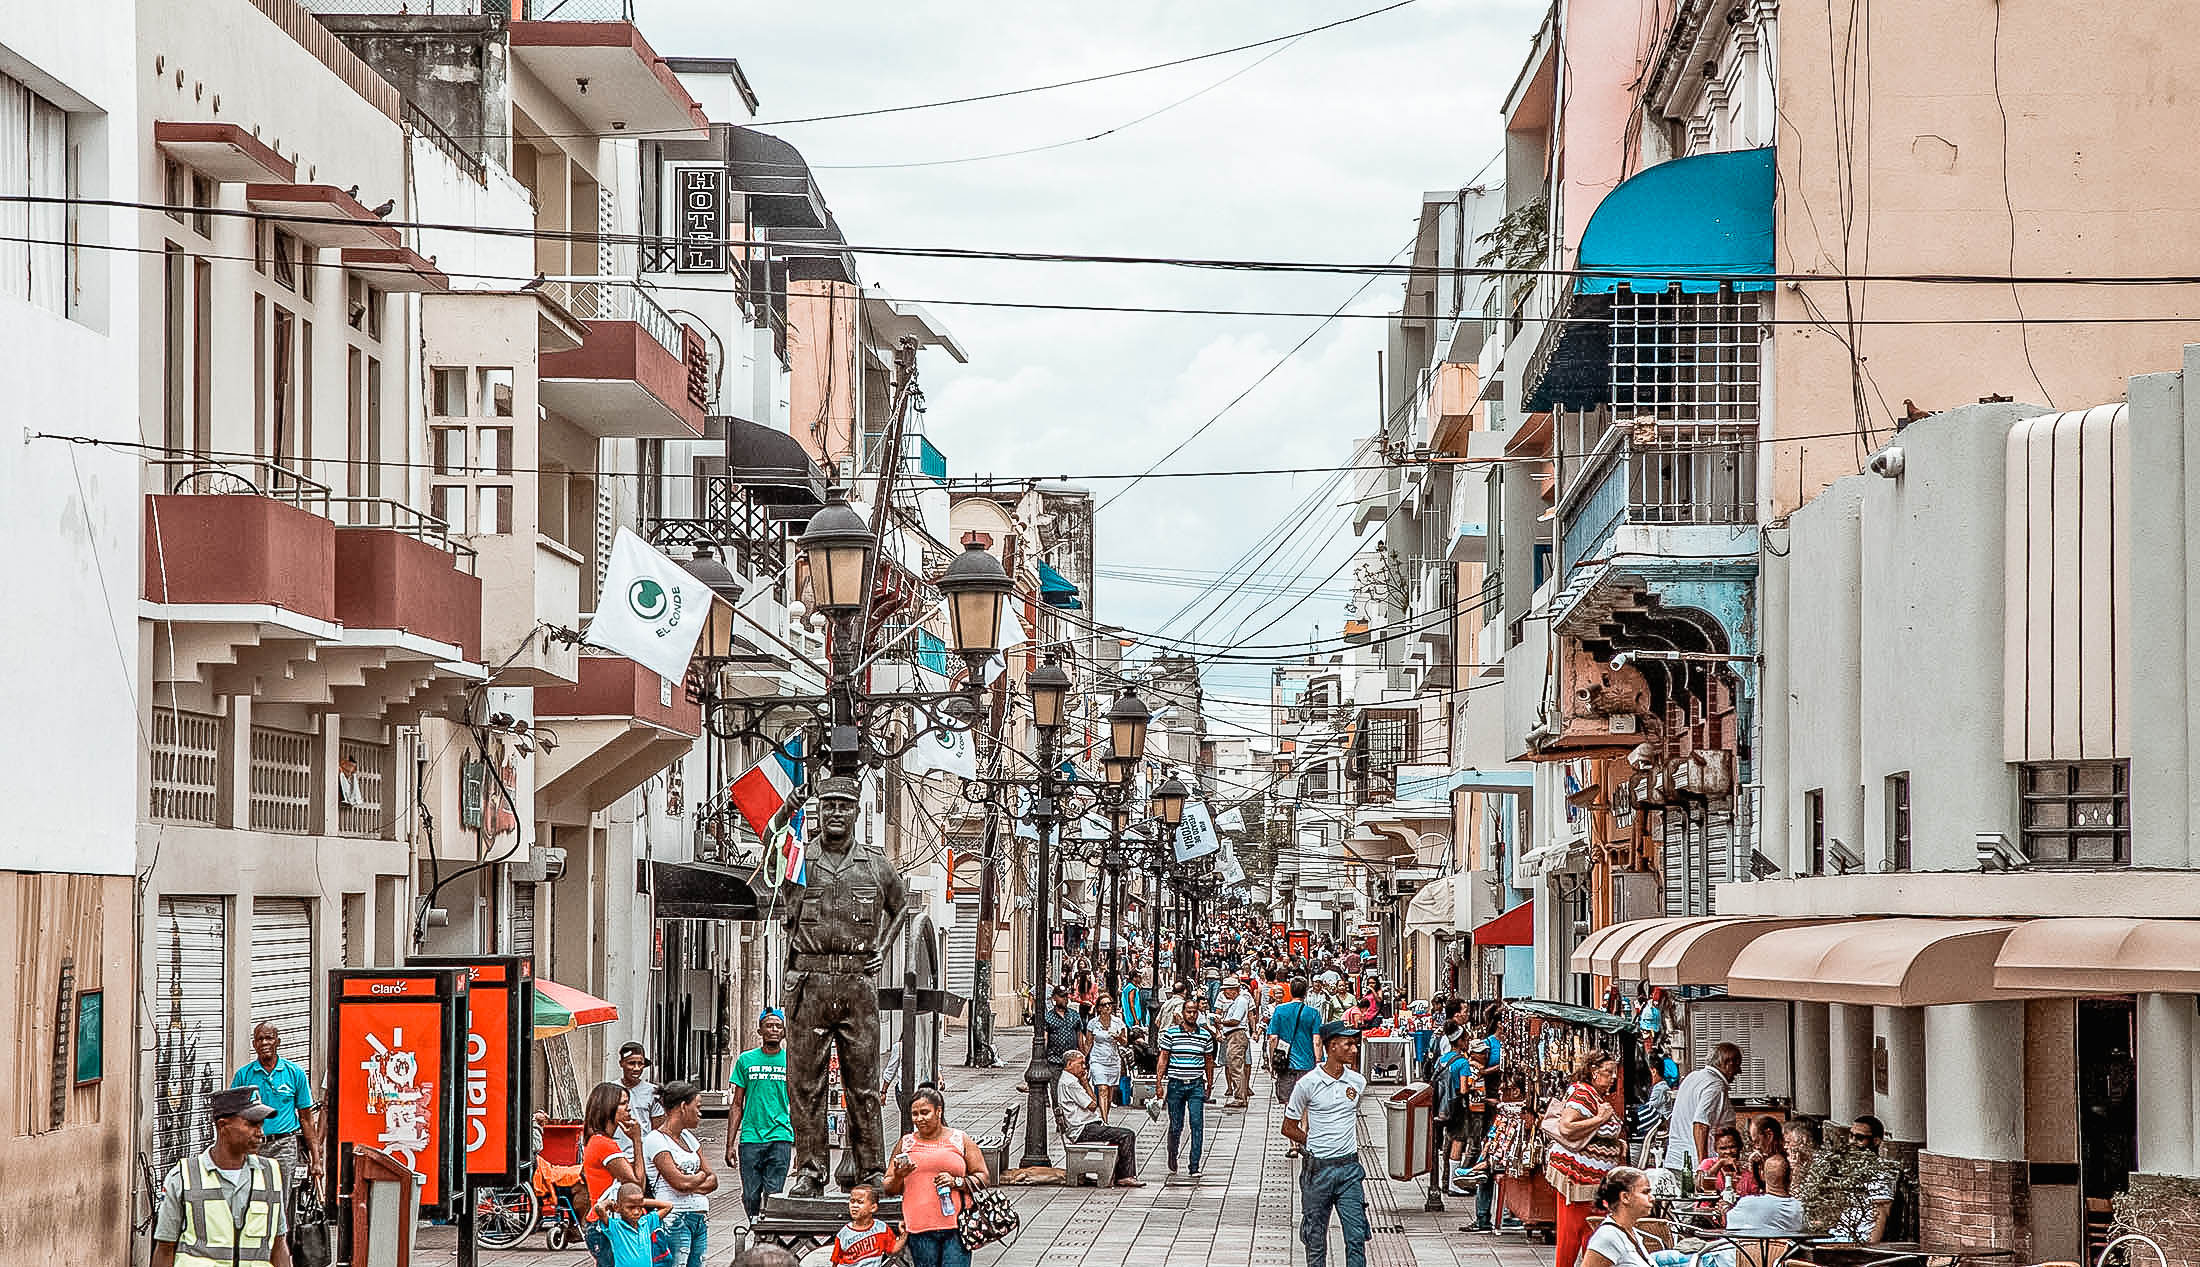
[[1432, 1053, 1463, 1124]]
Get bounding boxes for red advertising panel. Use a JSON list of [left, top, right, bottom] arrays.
[[1288, 930, 1311, 959], [1271, 922, 1287, 939], [327, 970, 465, 1213], [413, 955, 532, 1183]]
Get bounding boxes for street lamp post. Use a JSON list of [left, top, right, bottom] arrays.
[[962, 671, 1144, 1169]]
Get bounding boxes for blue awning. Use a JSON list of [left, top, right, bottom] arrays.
[[1038, 561, 1082, 609], [1575, 147, 1775, 295]]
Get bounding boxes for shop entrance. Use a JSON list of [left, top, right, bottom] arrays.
[[2076, 997, 2137, 1259]]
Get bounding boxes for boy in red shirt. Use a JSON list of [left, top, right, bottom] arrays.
[[830, 1184, 904, 1267]]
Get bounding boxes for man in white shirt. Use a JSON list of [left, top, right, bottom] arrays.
[[1216, 978, 1256, 1108], [1727, 1152, 1807, 1235], [1663, 1041, 1741, 1171], [1283, 1021, 1371, 1267], [1056, 1050, 1143, 1187]]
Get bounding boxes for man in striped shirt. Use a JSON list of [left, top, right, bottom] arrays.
[[1159, 995, 1218, 1176]]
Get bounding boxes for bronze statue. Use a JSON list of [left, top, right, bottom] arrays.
[[781, 775, 907, 1196]]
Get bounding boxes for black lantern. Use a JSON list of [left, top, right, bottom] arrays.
[[797, 487, 875, 616], [1026, 656, 1071, 732], [1101, 753, 1134, 787], [1151, 773, 1189, 827], [1108, 689, 1151, 764], [681, 544, 744, 662], [940, 540, 1015, 661]]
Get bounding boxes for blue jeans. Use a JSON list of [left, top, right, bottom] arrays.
[[906, 1228, 971, 1267], [1299, 1157, 1370, 1267], [737, 1139, 793, 1219], [1165, 1078, 1207, 1170], [580, 1222, 614, 1267], [661, 1209, 708, 1267]]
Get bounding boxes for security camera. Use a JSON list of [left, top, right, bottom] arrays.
[[1976, 832, 2028, 872], [1610, 651, 1633, 669], [1825, 837, 1863, 875], [540, 846, 567, 882], [1749, 849, 1783, 880], [1867, 447, 1906, 479]]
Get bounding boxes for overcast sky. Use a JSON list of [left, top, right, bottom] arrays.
[[647, 0, 1545, 717]]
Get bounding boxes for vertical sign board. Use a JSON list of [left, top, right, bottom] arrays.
[[413, 955, 532, 1184], [327, 968, 465, 1235], [676, 166, 726, 272], [1288, 930, 1311, 960]]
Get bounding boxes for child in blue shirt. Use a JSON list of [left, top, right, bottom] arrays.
[[600, 1181, 674, 1267]]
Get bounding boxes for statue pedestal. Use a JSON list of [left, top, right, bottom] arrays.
[[748, 1193, 906, 1257]]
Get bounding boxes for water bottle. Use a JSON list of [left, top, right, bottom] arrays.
[[936, 1174, 956, 1218]]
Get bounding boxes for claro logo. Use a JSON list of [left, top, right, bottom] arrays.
[[370, 983, 410, 995]]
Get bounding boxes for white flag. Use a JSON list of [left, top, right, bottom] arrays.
[[1173, 799, 1222, 863], [905, 723, 978, 781], [1219, 842, 1247, 886], [1215, 806, 1246, 834], [583, 527, 717, 685]]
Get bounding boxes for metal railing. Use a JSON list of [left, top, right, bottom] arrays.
[[405, 101, 484, 187], [1559, 423, 1756, 570], [150, 456, 471, 562], [523, 0, 634, 17], [150, 709, 223, 825], [338, 739, 389, 838], [542, 276, 684, 358], [647, 475, 794, 596]]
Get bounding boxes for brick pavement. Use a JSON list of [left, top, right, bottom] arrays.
[[414, 1028, 1557, 1267]]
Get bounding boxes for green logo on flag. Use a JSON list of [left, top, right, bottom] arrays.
[[629, 578, 669, 621]]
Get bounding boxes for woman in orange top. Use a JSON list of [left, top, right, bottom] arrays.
[[884, 1087, 991, 1267], [579, 1081, 646, 1267]]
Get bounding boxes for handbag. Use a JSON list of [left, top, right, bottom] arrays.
[[287, 1178, 334, 1267], [956, 1184, 1022, 1252]]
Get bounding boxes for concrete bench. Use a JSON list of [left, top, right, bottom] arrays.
[[1063, 1140, 1119, 1187]]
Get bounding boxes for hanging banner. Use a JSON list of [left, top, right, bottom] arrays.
[[327, 969, 466, 1217], [1172, 800, 1222, 864], [412, 956, 532, 1184], [1218, 843, 1247, 887], [1215, 806, 1246, 834], [905, 722, 977, 781], [583, 527, 715, 684]]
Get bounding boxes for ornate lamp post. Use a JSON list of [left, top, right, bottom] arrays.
[[963, 672, 1144, 1168]]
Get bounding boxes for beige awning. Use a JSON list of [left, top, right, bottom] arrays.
[[1727, 919, 2040, 1007], [1570, 917, 1700, 977], [1642, 917, 1823, 987], [1995, 918, 2200, 994], [1404, 875, 1456, 935]]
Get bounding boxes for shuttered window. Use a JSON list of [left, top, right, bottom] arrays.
[[944, 892, 979, 1003], [153, 897, 227, 1174], [249, 899, 313, 1075]]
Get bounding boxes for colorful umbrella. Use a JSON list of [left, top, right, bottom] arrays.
[[533, 978, 619, 1039]]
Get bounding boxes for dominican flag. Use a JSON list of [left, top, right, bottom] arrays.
[[774, 814, 807, 887], [730, 742, 803, 843]]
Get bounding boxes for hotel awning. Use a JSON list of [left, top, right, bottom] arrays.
[[1574, 147, 1776, 295], [724, 416, 826, 509], [1472, 899, 1535, 948], [1994, 918, 2200, 994], [1642, 917, 1821, 987], [1727, 919, 2041, 1008], [1403, 874, 1455, 935]]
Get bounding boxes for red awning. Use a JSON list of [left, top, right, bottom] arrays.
[[1472, 899, 1535, 947]]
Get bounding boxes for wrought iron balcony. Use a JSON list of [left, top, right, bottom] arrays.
[[1558, 422, 1756, 573]]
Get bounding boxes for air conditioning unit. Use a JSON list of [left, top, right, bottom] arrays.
[[509, 846, 566, 884], [1687, 998, 1793, 1100]]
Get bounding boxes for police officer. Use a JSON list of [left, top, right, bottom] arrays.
[[152, 1087, 291, 1267], [782, 775, 907, 1197]]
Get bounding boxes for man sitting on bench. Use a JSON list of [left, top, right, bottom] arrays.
[[1058, 1050, 1143, 1187]]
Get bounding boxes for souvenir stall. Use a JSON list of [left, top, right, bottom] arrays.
[[1482, 1000, 1643, 1240]]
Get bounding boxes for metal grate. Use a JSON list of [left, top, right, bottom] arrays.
[[337, 739, 388, 838], [249, 725, 316, 834], [150, 709, 223, 824], [1611, 285, 1762, 424]]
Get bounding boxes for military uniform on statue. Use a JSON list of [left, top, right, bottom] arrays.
[[781, 775, 908, 1199]]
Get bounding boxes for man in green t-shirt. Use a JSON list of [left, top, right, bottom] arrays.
[[724, 1009, 794, 1221]]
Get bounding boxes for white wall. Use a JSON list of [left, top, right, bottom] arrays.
[[0, 6, 141, 876]]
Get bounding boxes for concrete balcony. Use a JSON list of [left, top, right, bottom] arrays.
[[1429, 361, 1482, 456], [538, 278, 710, 439], [535, 655, 701, 822], [473, 533, 584, 687], [509, 7, 709, 141]]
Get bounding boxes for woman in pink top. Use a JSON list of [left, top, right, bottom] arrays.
[[885, 1088, 991, 1267]]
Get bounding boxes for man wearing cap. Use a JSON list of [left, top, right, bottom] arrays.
[[1283, 1022, 1371, 1267], [726, 1010, 794, 1221], [618, 1041, 663, 1132], [152, 1088, 292, 1267], [1215, 977, 1255, 1108], [231, 1020, 322, 1191], [781, 775, 907, 1196]]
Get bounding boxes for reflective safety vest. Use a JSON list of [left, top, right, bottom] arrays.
[[174, 1152, 285, 1265]]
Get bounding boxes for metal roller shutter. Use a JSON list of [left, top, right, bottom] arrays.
[[250, 899, 313, 1075], [509, 881, 536, 956], [154, 896, 228, 1173], [944, 893, 978, 1003]]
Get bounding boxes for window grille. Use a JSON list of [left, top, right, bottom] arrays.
[[1610, 285, 1761, 425], [151, 709, 223, 824], [249, 726, 316, 834], [2020, 760, 2129, 866], [338, 739, 388, 838]]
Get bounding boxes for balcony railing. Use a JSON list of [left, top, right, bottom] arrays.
[[150, 457, 473, 563], [647, 475, 794, 597], [1559, 423, 1756, 571], [542, 276, 684, 359]]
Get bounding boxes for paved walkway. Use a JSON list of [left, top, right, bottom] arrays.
[[415, 1029, 1557, 1267]]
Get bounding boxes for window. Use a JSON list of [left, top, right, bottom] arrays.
[[1805, 789, 1826, 875], [2020, 760, 2130, 866], [1887, 773, 1911, 872], [1364, 713, 1411, 771], [0, 71, 74, 314], [271, 228, 297, 291], [432, 367, 468, 417], [480, 367, 514, 417], [163, 244, 185, 452]]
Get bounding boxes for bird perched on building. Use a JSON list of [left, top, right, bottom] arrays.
[[370, 198, 395, 218], [1900, 399, 1931, 426], [519, 274, 547, 292]]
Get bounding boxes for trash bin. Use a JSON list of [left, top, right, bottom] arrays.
[[1382, 1082, 1433, 1181]]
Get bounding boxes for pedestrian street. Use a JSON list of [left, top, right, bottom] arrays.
[[415, 1028, 1557, 1267]]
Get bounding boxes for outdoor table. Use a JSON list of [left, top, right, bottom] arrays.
[[1670, 1219, 1828, 1266], [1800, 1240, 2020, 1267]]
